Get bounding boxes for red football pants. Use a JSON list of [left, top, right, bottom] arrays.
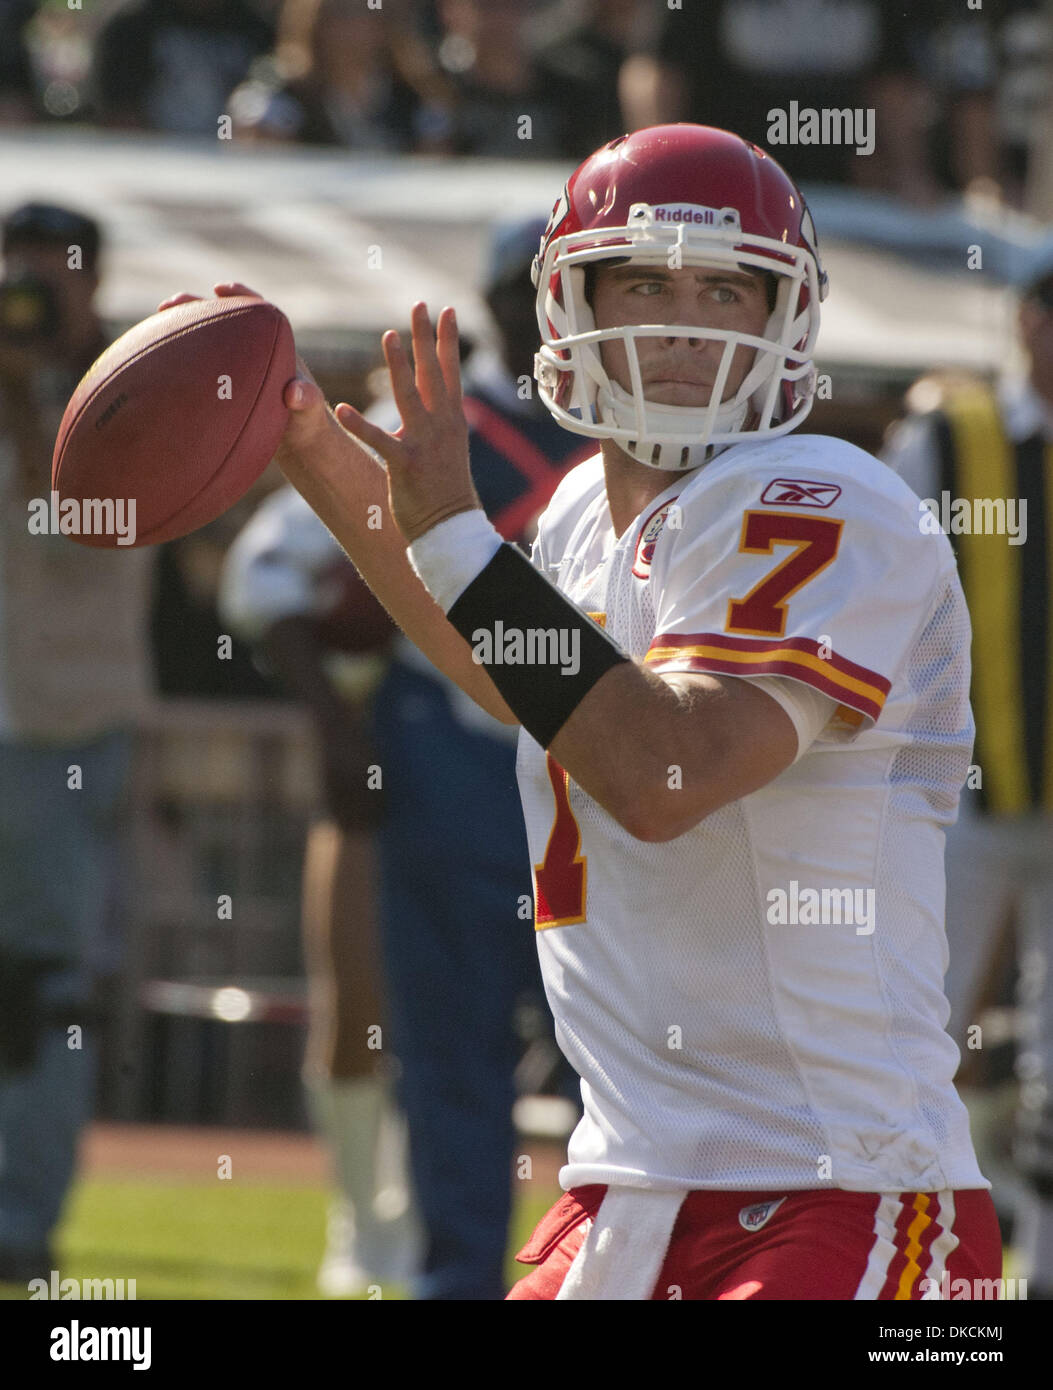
[[507, 1185, 1003, 1300]]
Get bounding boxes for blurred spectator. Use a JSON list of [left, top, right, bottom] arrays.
[[0, 203, 153, 1282], [151, 518, 287, 698], [357, 219, 590, 1299], [221, 218, 589, 1299], [906, 0, 1004, 201], [92, 0, 274, 135], [0, 0, 35, 123], [619, 0, 1001, 199], [992, 0, 1052, 207], [429, 0, 563, 157], [882, 261, 1053, 1297], [20, 0, 105, 125], [229, 0, 443, 150], [221, 490, 419, 1298], [534, 0, 658, 160]]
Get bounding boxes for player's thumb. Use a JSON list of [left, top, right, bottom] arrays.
[[284, 375, 323, 412], [275, 363, 333, 474], [284, 352, 324, 414]]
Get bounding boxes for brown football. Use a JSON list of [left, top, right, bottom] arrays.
[[51, 295, 295, 548]]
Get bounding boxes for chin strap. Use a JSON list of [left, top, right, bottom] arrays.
[[597, 379, 752, 471]]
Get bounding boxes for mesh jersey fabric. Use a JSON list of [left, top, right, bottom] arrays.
[[516, 435, 986, 1194]]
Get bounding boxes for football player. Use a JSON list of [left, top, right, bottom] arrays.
[[166, 124, 1001, 1299]]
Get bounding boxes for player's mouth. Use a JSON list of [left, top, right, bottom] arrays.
[[643, 377, 718, 405]]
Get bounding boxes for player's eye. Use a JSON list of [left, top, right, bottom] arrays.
[[627, 279, 666, 295], [710, 285, 741, 304]]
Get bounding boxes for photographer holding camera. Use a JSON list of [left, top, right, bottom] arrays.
[[0, 203, 153, 1283]]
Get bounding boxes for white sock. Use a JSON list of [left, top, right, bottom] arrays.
[[304, 1074, 421, 1285]]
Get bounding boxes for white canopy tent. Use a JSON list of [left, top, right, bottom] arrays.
[[0, 128, 1045, 378]]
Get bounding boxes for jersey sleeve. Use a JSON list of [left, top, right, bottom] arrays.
[[743, 674, 840, 759], [643, 460, 946, 736]]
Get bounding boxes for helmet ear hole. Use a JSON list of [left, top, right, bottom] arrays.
[[583, 262, 597, 308], [582, 257, 631, 310], [736, 266, 778, 312]]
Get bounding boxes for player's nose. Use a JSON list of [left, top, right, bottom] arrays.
[[661, 307, 714, 349], [659, 326, 716, 351]]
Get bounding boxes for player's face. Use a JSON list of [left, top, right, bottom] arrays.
[[2, 243, 98, 348], [589, 262, 771, 407]]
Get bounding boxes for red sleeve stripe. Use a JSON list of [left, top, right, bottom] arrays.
[[644, 632, 891, 723]]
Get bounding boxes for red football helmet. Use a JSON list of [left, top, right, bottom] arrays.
[[532, 124, 828, 471]]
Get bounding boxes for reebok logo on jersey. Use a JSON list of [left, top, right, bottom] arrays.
[[760, 479, 842, 508], [738, 1199, 786, 1233]]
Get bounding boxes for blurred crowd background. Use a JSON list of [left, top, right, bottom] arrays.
[[0, 0, 1048, 202], [2, 0, 1053, 1300]]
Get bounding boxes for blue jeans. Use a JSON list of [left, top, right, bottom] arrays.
[[0, 729, 131, 1253], [372, 664, 541, 1299]]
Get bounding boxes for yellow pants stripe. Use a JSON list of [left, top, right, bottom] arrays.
[[895, 1192, 932, 1300]]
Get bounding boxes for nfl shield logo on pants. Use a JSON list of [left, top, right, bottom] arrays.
[[738, 1198, 786, 1232]]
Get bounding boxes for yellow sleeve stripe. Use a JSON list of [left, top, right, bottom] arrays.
[[644, 632, 890, 723]]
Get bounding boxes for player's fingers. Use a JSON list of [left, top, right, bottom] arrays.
[[213, 281, 263, 300], [410, 301, 448, 412], [156, 292, 201, 312], [436, 306, 463, 411], [382, 329, 428, 431], [334, 400, 405, 467]]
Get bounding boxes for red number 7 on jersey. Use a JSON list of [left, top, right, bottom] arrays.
[[532, 611, 605, 930], [726, 511, 843, 638]]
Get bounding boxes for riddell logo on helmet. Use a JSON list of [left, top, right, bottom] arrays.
[[649, 204, 739, 229]]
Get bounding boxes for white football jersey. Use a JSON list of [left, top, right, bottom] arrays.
[[516, 433, 988, 1194]]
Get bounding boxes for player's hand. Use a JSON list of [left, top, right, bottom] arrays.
[[333, 302, 481, 545]]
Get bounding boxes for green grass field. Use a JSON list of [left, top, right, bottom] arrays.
[[1, 1176, 562, 1301], [1, 1157, 1023, 1301]]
